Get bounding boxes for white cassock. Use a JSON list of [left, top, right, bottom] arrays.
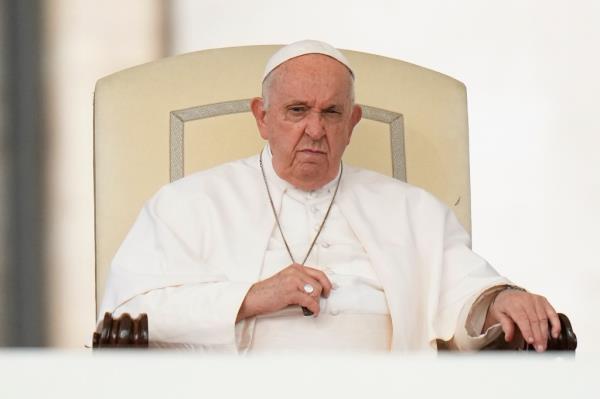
[[100, 146, 511, 352]]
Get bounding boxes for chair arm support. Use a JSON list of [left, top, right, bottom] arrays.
[[481, 312, 577, 351], [92, 312, 576, 351], [92, 312, 149, 349]]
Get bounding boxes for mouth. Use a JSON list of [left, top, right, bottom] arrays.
[[299, 148, 326, 155]]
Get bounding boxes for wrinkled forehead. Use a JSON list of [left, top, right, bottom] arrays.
[[266, 54, 355, 103], [263, 54, 355, 108]]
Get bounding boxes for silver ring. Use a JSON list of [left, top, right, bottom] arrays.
[[303, 283, 314, 294]]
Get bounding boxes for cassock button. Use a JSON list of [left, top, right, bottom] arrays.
[[330, 308, 340, 316], [311, 206, 319, 214], [320, 242, 330, 248]]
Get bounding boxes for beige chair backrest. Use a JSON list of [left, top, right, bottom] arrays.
[[94, 45, 471, 311]]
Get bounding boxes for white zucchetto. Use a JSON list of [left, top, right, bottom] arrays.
[[262, 39, 354, 81]]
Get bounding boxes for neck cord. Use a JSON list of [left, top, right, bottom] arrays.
[[259, 152, 343, 266]]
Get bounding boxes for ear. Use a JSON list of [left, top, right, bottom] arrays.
[[346, 104, 362, 143], [251, 97, 269, 140]]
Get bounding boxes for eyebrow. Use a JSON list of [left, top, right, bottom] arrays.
[[283, 101, 343, 110], [284, 101, 309, 107]]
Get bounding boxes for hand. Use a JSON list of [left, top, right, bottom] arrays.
[[484, 288, 561, 352], [236, 263, 333, 322]]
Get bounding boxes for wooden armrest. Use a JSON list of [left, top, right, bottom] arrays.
[[530, 313, 577, 351], [92, 312, 149, 349], [481, 312, 577, 351], [93, 312, 576, 351]]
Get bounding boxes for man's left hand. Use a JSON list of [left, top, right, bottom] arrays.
[[484, 288, 561, 352]]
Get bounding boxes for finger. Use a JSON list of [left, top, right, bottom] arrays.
[[301, 265, 332, 295], [292, 291, 320, 316], [497, 312, 515, 342], [544, 301, 561, 339], [522, 302, 546, 351], [534, 299, 550, 350], [283, 267, 323, 297], [297, 275, 323, 299], [301, 265, 333, 298], [511, 307, 535, 346]]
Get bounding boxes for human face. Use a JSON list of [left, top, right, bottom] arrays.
[[251, 54, 362, 191]]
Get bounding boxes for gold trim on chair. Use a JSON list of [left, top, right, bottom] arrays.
[[360, 105, 405, 182]]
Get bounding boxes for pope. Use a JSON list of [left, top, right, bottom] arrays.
[[100, 40, 561, 352]]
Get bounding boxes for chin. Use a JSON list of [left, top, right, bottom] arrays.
[[295, 162, 324, 176], [293, 166, 333, 189]]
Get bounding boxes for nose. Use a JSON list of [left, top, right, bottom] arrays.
[[304, 110, 325, 140]]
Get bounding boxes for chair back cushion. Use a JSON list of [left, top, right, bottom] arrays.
[[94, 45, 471, 309]]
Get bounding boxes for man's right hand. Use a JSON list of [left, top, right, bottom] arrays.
[[236, 263, 333, 322]]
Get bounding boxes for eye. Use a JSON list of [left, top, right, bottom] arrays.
[[323, 107, 341, 115], [322, 107, 342, 118], [288, 105, 307, 113]]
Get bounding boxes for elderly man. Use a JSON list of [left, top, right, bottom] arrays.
[[100, 40, 560, 352]]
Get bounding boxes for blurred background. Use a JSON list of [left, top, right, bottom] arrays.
[[0, 0, 598, 351]]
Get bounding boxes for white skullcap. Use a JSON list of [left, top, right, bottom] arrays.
[[262, 39, 354, 81]]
